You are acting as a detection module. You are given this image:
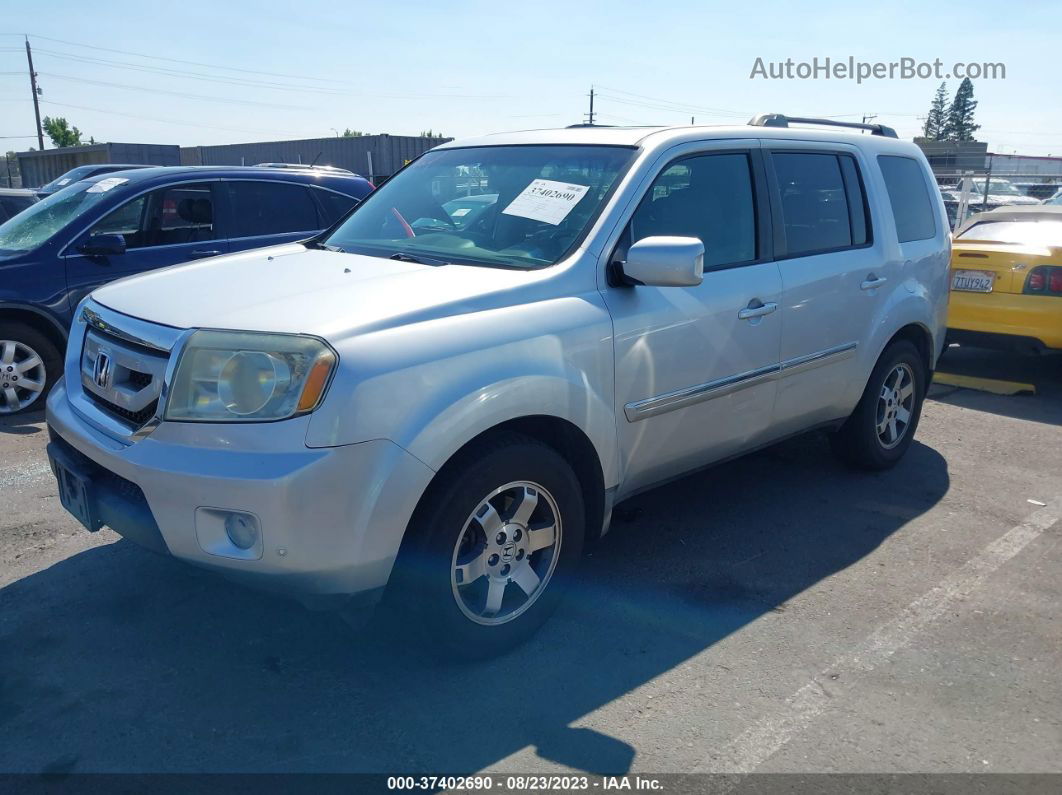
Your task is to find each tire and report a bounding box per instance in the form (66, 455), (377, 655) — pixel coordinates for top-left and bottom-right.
(387, 432), (586, 659)
(830, 340), (926, 471)
(0, 322), (62, 416)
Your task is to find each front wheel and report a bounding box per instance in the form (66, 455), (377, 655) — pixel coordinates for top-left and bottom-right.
(830, 340), (926, 470)
(0, 323), (61, 415)
(388, 433), (585, 659)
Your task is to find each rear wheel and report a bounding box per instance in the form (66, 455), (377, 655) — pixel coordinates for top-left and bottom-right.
(831, 340), (926, 470)
(0, 323), (61, 415)
(388, 433), (585, 659)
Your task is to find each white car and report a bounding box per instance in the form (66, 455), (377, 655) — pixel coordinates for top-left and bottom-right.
(46, 115), (951, 657)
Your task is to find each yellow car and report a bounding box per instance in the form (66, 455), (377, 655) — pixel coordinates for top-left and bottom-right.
(947, 206), (1062, 353)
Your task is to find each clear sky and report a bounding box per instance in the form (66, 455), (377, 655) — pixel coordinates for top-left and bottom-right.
(2, 0), (1060, 155)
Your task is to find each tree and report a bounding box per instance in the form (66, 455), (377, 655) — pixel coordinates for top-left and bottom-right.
(420, 129), (443, 138)
(944, 78), (980, 142)
(41, 116), (85, 148)
(342, 129), (366, 137)
(922, 82), (949, 141)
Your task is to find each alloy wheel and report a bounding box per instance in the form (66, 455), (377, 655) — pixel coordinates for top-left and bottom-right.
(0, 340), (48, 414)
(450, 481), (563, 626)
(876, 362), (915, 449)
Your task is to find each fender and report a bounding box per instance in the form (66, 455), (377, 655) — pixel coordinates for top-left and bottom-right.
(305, 291), (621, 490)
(0, 300), (69, 341)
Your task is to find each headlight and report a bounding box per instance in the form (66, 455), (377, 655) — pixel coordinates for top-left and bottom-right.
(165, 330), (336, 422)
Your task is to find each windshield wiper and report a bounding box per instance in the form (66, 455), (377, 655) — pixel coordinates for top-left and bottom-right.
(302, 238), (345, 252)
(389, 252), (449, 266)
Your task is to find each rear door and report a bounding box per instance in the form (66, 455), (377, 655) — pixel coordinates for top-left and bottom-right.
(63, 181), (227, 308)
(764, 145), (885, 435)
(220, 180), (322, 252)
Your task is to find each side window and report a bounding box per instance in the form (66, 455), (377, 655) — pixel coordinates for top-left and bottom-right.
(91, 183), (216, 249)
(771, 152), (855, 256)
(225, 181), (319, 238)
(878, 155), (936, 242)
(311, 188), (358, 227)
(630, 152), (756, 269)
(91, 195), (147, 245)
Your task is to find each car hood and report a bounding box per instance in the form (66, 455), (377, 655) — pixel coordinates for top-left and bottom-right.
(91, 243), (540, 340)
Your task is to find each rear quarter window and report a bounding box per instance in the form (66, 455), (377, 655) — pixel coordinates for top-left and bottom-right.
(878, 155), (937, 243)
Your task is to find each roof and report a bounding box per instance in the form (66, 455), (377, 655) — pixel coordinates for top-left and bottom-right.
(435, 123), (924, 156)
(78, 165), (372, 189)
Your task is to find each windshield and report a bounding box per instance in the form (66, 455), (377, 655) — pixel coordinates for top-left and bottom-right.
(323, 145), (635, 268)
(0, 180), (123, 255)
(38, 166), (99, 193)
(958, 219), (1062, 246)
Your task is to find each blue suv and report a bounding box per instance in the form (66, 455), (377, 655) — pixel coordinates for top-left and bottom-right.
(0, 166), (372, 414)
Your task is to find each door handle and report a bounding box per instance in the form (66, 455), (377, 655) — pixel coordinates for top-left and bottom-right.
(860, 274), (887, 290)
(738, 300), (778, 320)
(191, 249), (222, 258)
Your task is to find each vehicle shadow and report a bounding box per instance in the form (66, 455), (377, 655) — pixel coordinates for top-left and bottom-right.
(0, 407), (46, 436)
(933, 346), (1062, 426)
(0, 433), (949, 774)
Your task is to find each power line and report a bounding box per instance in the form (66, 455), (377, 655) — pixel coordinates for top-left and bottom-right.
(38, 99), (325, 138)
(27, 47), (512, 99)
(37, 72), (309, 110)
(24, 32), (349, 84)
(594, 85), (750, 117)
(30, 48), (350, 95)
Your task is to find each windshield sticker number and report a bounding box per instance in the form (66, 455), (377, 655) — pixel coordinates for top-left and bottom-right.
(86, 177), (129, 194)
(502, 179), (590, 226)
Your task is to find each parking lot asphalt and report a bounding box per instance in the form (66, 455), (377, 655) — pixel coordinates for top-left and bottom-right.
(1, 349), (1060, 775)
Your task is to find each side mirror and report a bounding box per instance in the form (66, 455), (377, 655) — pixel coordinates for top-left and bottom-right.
(78, 233), (126, 257)
(617, 236), (704, 287)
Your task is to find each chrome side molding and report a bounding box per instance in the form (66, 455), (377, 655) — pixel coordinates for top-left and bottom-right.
(625, 342), (858, 422)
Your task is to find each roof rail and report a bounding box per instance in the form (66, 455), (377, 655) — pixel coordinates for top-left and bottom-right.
(747, 113), (898, 138)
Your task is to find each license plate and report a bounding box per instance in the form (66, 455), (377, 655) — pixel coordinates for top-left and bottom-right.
(951, 269), (995, 293)
(47, 443), (102, 533)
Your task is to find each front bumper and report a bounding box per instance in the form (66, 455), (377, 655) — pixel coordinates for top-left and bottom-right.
(46, 377), (436, 599)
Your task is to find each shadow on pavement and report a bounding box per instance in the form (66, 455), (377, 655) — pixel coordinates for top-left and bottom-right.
(0, 433), (949, 774)
(0, 408), (45, 436)
(933, 346), (1062, 426)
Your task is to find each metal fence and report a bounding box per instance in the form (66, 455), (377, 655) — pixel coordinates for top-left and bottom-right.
(930, 168), (1061, 231)
(179, 134), (452, 182)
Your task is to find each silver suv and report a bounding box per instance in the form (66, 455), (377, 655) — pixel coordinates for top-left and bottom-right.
(46, 116), (950, 657)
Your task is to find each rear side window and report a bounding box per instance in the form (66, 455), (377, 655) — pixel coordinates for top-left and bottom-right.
(878, 156), (936, 242)
(771, 152), (869, 256)
(225, 181), (319, 238)
(311, 188), (358, 226)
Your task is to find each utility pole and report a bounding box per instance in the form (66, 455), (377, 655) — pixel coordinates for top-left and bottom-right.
(25, 37), (44, 150)
(585, 86), (595, 126)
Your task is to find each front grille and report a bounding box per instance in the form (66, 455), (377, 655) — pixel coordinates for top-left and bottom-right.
(80, 322), (169, 432)
(127, 369), (153, 390)
(85, 391), (159, 427)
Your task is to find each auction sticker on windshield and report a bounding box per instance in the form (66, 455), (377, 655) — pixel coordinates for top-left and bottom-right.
(502, 179), (590, 225)
(87, 177), (129, 194)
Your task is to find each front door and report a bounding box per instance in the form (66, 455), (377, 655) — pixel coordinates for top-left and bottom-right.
(64, 181), (228, 309)
(603, 145), (783, 497)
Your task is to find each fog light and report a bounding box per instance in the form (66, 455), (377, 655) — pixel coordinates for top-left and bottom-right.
(224, 512), (260, 550)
